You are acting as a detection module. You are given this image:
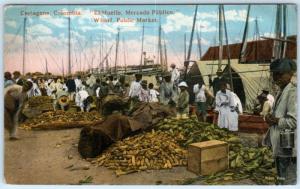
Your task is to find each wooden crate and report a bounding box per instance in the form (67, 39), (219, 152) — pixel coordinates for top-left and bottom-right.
(206, 113), (269, 134)
(187, 140), (228, 175)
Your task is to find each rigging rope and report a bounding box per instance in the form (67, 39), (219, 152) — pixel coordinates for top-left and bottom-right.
(35, 36), (62, 73)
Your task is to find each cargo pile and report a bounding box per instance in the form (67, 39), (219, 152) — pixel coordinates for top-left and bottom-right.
(86, 117), (275, 184)
(156, 117), (276, 184)
(21, 110), (102, 130)
(27, 96), (53, 111)
(91, 130), (187, 176)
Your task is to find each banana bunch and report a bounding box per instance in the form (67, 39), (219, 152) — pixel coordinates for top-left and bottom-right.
(28, 96), (53, 107)
(92, 130), (187, 176)
(26, 96), (53, 112)
(156, 117), (277, 184)
(21, 111), (102, 129)
(156, 118), (235, 147)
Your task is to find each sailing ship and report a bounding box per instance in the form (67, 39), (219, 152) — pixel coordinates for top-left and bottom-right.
(88, 20), (167, 77)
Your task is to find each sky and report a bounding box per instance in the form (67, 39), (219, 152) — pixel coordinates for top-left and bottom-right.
(3, 4), (297, 74)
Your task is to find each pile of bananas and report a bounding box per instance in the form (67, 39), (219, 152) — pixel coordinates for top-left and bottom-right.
(21, 110), (102, 130)
(28, 96), (53, 106)
(156, 117), (276, 185)
(92, 130), (187, 176)
(156, 117), (233, 148)
(27, 96), (53, 111)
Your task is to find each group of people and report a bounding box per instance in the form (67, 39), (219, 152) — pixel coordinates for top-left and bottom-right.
(3, 58), (297, 184)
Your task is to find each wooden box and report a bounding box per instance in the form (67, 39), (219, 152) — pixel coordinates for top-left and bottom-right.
(238, 114), (269, 134)
(187, 140), (228, 175)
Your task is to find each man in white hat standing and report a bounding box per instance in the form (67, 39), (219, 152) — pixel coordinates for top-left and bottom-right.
(177, 81), (189, 119)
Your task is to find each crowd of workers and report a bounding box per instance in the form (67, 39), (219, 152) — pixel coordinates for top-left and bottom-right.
(4, 58), (297, 184)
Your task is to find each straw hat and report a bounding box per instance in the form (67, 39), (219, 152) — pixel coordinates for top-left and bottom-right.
(178, 81), (188, 88)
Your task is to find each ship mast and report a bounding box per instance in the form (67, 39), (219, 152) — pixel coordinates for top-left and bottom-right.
(218, 5), (223, 72)
(221, 5), (234, 91)
(239, 5), (251, 63)
(184, 33), (186, 61)
(196, 26), (202, 60)
(158, 19), (164, 71)
(186, 5), (198, 62)
(68, 16), (71, 75)
(184, 5), (198, 80)
(282, 4), (287, 58)
(45, 58), (48, 74)
(62, 58), (65, 77)
(163, 38), (168, 70)
(140, 24), (145, 72)
(99, 33), (102, 72)
(114, 28), (120, 74)
(123, 37), (127, 74)
(273, 4), (282, 60)
(22, 17), (27, 75)
(254, 17), (260, 62)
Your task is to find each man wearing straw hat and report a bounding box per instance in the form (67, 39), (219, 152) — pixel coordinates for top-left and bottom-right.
(56, 90), (70, 111)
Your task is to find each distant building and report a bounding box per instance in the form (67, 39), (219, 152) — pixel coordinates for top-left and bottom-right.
(201, 35), (296, 62)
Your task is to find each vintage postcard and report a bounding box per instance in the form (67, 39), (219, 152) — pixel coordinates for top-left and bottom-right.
(3, 3), (297, 185)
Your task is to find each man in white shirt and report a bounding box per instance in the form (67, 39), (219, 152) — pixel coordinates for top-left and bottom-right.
(86, 74), (96, 96)
(27, 78), (42, 97)
(49, 77), (63, 94)
(149, 83), (159, 102)
(112, 77), (119, 86)
(257, 93), (272, 119)
(128, 73), (142, 110)
(160, 73), (177, 106)
(170, 63), (180, 85)
(74, 75), (83, 92)
(262, 88), (275, 109)
(76, 86), (93, 112)
(138, 80), (149, 102)
(129, 73), (142, 98)
(214, 81), (234, 129)
(45, 78), (53, 96)
(193, 80), (214, 122)
(227, 84), (243, 131)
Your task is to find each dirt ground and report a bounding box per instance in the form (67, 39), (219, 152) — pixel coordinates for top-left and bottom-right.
(4, 128), (255, 185)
